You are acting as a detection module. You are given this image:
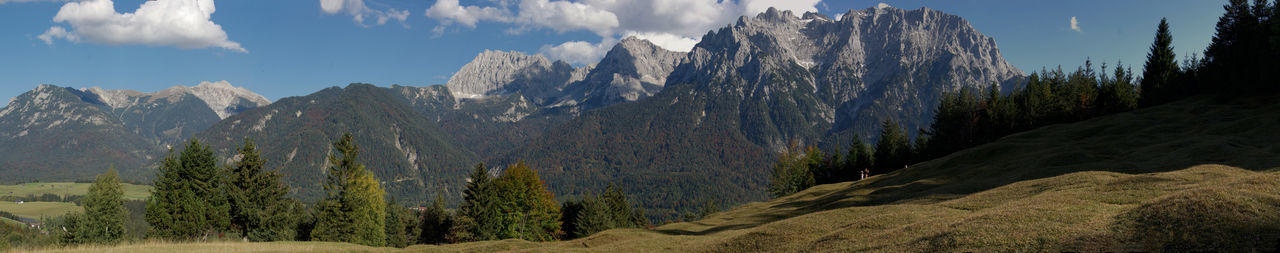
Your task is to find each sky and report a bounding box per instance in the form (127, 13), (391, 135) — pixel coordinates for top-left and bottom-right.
(0, 0), (1227, 102)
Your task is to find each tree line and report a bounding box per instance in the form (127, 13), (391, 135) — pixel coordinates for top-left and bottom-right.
(32, 132), (648, 248)
(770, 0), (1280, 197)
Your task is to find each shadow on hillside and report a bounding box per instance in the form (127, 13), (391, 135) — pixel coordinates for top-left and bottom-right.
(655, 95), (1280, 236)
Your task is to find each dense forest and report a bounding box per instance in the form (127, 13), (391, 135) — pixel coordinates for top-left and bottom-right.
(3, 0), (1279, 249)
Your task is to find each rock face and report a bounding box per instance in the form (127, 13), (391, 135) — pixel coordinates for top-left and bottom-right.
(500, 6), (1026, 219)
(559, 37), (687, 109)
(0, 82), (271, 183)
(445, 50), (590, 104)
(673, 6), (1024, 147)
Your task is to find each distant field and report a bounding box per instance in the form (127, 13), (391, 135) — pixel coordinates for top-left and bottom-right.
(0, 201), (82, 220)
(0, 182), (152, 200)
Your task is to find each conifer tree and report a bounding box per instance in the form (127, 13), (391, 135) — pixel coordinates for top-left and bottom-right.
(1140, 18), (1181, 107)
(571, 193), (612, 238)
(384, 197), (408, 248)
(145, 139), (231, 241)
(449, 163), (498, 242)
(312, 133), (387, 246)
(418, 194), (452, 244)
(873, 119), (912, 174)
(843, 137), (874, 180)
(227, 138), (295, 241)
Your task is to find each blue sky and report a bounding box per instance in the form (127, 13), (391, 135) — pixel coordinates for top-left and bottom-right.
(0, 0), (1225, 102)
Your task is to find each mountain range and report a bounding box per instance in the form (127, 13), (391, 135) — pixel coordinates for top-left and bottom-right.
(0, 6), (1024, 217)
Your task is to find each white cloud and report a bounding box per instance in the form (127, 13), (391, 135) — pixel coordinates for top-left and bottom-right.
(38, 0), (246, 53)
(1070, 16), (1081, 32)
(319, 0), (410, 27)
(428, 0), (824, 64)
(540, 37), (616, 65)
(37, 26), (76, 45)
(425, 0), (509, 28)
(625, 31), (699, 52)
(0, 0), (73, 4)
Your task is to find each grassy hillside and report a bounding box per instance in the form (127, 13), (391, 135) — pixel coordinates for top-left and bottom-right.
(15, 95), (1280, 251)
(0, 182), (152, 201)
(1, 216), (23, 226)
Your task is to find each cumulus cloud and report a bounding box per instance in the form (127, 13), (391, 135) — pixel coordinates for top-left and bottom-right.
(625, 31), (700, 52)
(320, 0), (410, 27)
(540, 37), (617, 65)
(38, 0), (246, 53)
(426, 0), (824, 63)
(424, 0), (509, 28)
(1070, 16), (1081, 32)
(0, 0), (73, 4)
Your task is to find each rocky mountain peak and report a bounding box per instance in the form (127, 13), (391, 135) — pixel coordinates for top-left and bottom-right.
(186, 80), (272, 119)
(445, 50), (591, 104)
(445, 50), (552, 99)
(554, 37), (686, 109)
(81, 81), (270, 120)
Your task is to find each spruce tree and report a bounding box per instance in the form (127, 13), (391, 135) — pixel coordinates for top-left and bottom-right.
(312, 133), (387, 246)
(145, 139), (231, 241)
(571, 194), (612, 238)
(227, 138), (294, 242)
(450, 163), (498, 242)
(873, 119), (912, 174)
(1140, 18), (1180, 107)
(844, 137), (874, 180)
(384, 197), (408, 248)
(418, 194), (452, 244)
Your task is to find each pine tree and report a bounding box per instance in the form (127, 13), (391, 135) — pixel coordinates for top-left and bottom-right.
(843, 137), (874, 180)
(312, 133), (387, 246)
(1206, 0), (1256, 91)
(418, 194), (452, 244)
(227, 138), (295, 242)
(873, 119), (912, 174)
(384, 197), (408, 248)
(449, 163), (498, 242)
(145, 139), (231, 241)
(68, 168), (127, 244)
(602, 184), (646, 228)
(571, 193), (612, 238)
(1140, 18), (1181, 107)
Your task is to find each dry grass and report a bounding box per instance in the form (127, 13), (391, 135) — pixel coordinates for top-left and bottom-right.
(12, 95), (1280, 252)
(13, 241), (394, 253)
